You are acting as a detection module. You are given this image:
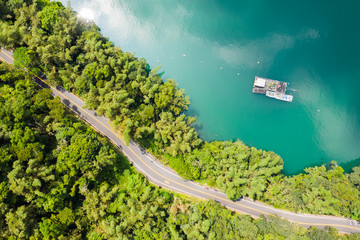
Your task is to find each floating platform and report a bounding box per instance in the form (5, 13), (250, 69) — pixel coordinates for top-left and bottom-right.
(266, 91), (293, 102)
(253, 76), (293, 102)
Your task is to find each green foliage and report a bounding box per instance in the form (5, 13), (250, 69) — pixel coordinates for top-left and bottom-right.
(155, 79), (190, 115)
(349, 166), (360, 191)
(264, 163), (360, 219)
(154, 112), (202, 156)
(0, 0), (11, 20)
(170, 200), (335, 240)
(166, 154), (196, 180)
(0, 21), (23, 49)
(13, 47), (30, 68)
(181, 141), (283, 200)
(6, 205), (36, 239)
(39, 1), (64, 31)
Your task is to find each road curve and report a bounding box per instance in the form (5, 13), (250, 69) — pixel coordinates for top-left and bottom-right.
(1, 49), (360, 234)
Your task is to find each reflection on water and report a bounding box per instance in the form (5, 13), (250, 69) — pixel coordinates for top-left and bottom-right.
(78, 8), (95, 21)
(217, 33), (295, 69)
(60, 0), (360, 174)
(295, 68), (360, 162)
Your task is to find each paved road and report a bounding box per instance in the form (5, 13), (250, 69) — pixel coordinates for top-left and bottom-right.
(0, 48), (14, 64)
(1, 49), (360, 234)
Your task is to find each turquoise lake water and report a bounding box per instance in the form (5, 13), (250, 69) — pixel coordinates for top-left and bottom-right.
(61, 0), (360, 174)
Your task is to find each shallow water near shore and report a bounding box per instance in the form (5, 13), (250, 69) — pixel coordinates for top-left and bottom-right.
(61, 0), (360, 174)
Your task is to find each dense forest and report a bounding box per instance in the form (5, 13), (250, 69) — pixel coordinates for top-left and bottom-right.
(1, 0), (360, 227)
(3, 62), (359, 239)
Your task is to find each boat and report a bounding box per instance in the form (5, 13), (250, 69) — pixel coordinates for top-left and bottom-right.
(266, 91), (293, 102)
(253, 76), (293, 102)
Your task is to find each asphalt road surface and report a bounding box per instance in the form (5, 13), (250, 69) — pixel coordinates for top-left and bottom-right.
(1, 49), (360, 234)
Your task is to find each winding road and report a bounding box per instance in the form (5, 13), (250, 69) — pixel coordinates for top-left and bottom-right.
(1, 49), (360, 234)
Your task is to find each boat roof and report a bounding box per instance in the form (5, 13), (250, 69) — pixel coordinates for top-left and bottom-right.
(254, 77), (266, 87)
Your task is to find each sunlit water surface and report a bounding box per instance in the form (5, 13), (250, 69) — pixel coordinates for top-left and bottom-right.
(61, 0), (360, 174)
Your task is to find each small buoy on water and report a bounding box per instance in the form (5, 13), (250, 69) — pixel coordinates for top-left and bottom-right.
(220, 67), (223, 70)
(257, 61), (260, 64)
(317, 109), (320, 112)
(182, 54), (186, 57)
(237, 73), (240, 75)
